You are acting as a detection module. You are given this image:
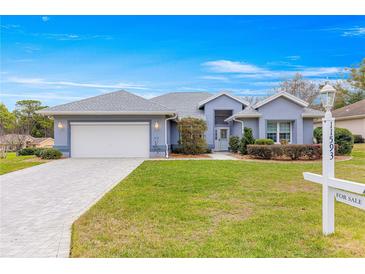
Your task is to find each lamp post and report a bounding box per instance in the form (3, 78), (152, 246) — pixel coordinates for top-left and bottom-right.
(320, 84), (336, 235)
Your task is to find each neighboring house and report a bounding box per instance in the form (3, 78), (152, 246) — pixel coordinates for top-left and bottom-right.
(0, 134), (54, 151)
(314, 99), (365, 137)
(38, 90), (324, 158)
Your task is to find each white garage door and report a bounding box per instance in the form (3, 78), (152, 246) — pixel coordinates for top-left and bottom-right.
(70, 122), (150, 158)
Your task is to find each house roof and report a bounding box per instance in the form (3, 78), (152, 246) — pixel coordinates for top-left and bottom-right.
(38, 90), (175, 116)
(0, 134), (54, 145)
(150, 92), (212, 119)
(302, 108), (325, 118)
(197, 92), (250, 108)
(224, 107), (262, 122)
(331, 99), (365, 120)
(253, 91), (309, 109)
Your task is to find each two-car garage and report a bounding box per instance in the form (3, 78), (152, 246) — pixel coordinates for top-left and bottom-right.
(70, 122), (150, 158)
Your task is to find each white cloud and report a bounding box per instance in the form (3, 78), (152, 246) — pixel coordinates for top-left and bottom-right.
(1, 92), (84, 101)
(202, 60), (264, 74)
(5, 76), (146, 90)
(41, 16), (50, 22)
(200, 75), (229, 81)
(342, 27), (365, 37)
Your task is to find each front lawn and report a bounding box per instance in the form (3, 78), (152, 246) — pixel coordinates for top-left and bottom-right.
(71, 144), (365, 258)
(0, 152), (45, 175)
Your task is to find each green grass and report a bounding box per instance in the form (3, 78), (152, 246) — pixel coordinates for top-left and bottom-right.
(71, 144), (365, 258)
(0, 152), (45, 175)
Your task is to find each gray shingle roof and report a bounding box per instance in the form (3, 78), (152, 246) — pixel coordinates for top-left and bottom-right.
(302, 108), (325, 118)
(38, 90), (174, 114)
(332, 99), (365, 118)
(150, 92), (212, 119)
(225, 107), (262, 121)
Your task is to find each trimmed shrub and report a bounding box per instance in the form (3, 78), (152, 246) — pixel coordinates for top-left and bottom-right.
(353, 134), (364, 143)
(229, 136), (240, 153)
(247, 144), (323, 160)
(17, 147), (37, 156)
(313, 127), (354, 155)
(178, 117), (208, 154)
(255, 138), (274, 145)
(34, 148), (46, 157)
(40, 148), (62, 159)
(239, 127), (255, 155)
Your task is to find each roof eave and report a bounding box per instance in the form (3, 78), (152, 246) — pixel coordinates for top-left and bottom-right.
(198, 92), (249, 108)
(302, 114), (325, 118)
(225, 113), (262, 122)
(37, 110), (177, 116)
(253, 92), (309, 109)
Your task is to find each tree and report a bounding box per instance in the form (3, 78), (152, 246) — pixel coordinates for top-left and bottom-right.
(13, 100), (53, 137)
(178, 117), (208, 154)
(239, 127), (255, 155)
(277, 73), (320, 106)
(0, 103), (16, 135)
(348, 58), (365, 92)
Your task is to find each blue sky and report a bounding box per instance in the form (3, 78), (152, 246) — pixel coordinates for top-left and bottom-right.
(1, 16), (364, 110)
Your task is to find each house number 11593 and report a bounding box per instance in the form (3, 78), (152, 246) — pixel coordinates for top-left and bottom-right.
(329, 121), (334, 160)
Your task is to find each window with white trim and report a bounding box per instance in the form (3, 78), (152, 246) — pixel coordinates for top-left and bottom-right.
(266, 121), (292, 143)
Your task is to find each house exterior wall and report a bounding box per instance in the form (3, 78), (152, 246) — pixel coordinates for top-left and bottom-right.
(53, 115), (168, 157)
(203, 95), (244, 147)
(257, 97), (308, 144)
(314, 117), (365, 137)
(303, 119), (314, 144)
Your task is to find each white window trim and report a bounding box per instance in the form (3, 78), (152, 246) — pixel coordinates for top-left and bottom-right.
(266, 121), (293, 144)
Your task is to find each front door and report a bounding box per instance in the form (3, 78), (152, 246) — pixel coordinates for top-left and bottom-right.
(214, 127), (230, 151)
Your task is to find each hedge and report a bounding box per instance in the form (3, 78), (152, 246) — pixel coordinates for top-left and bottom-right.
(353, 134), (364, 143)
(247, 144), (324, 160)
(40, 148), (62, 159)
(17, 147), (37, 156)
(314, 127), (354, 155)
(254, 138), (274, 145)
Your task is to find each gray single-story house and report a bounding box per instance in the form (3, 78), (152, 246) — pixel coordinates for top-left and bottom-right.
(39, 90), (324, 158)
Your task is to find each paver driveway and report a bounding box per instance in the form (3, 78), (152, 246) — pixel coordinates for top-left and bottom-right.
(0, 158), (144, 258)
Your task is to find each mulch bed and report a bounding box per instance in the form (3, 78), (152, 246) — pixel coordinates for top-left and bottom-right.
(170, 153), (211, 159)
(231, 153), (352, 163)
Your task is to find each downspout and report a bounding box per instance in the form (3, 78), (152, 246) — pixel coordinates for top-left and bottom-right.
(165, 114), (178, 158)
(233, 118), (244, 136)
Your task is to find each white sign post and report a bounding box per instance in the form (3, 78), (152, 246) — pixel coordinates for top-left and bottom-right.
(303, 84), (365, 236)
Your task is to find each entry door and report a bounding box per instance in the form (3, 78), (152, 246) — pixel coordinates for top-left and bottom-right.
(214, 127), (230, 151)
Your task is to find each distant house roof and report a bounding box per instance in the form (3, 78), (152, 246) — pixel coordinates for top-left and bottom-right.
(38, 90), (175, 116)
(197, 92), (250, 108)
(253, 91), (309, 109)
(331, 99), (365, 120)
(150, 92), (212, 119)
(0, 134), (54, 145)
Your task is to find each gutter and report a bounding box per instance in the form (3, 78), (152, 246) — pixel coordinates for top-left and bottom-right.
(233, 118), (244, 135)
(165, 114), (178, 158)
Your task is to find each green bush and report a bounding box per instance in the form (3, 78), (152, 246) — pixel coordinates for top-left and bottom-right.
(177, 117), (208, 154)
(34, 148), (46, 157)
(239, 127), (255, 155)
(353, 134), (364, 144)
(17, 147), (37, 156)
(229, 136), (240, 153)
(40, 148), (62, 159)
(254, 138), (274, 145)
(314, 127), (354, 155)
(247, 144), (323, 160)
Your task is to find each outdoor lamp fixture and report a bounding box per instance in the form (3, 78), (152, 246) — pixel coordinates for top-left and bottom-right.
(57, 121), (64, 129)
(320, 84), (336, 112)
(154, 121), (160, 130)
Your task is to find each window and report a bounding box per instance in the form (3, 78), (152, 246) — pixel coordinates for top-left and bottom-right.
(267, 121), (277, 142)
(215, 110), (233, 125)
(266, 121), (292, 143)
